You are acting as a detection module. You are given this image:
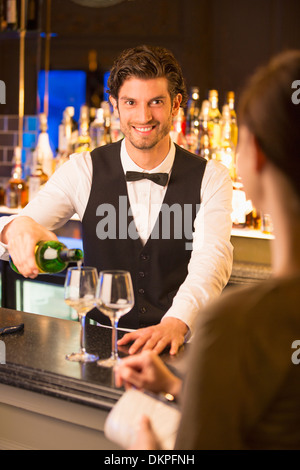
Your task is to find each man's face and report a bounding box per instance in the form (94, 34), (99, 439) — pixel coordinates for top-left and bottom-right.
(110, 77), (181, 153)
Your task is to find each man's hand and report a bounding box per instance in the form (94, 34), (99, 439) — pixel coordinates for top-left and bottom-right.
(114, 350), (182, 398)
(117, 317), (188, 355)
(2, 216), (58, 278)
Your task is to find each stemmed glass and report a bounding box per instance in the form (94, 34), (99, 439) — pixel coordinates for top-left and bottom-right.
(95, 270), (134, 368)
(64, 266), (99, 363)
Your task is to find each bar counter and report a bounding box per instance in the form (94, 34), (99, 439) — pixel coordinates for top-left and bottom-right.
(0, 307), (131, 450)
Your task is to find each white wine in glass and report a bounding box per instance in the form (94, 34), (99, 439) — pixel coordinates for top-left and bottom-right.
(96, 270), (134, 368)
(64, 266), (99, 363)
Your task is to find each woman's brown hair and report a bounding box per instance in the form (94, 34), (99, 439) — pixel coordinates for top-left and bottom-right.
(238, 49), (300, 199)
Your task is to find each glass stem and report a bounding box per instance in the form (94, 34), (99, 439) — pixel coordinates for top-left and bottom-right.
(79, 313), (86, 354)
(111, 315), (119, 360)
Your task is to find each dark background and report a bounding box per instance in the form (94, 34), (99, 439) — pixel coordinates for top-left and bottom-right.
(1, 0), (300, 115)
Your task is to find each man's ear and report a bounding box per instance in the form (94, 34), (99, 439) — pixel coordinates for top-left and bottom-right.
(253, 137), (267, 172)
(172, 93), (182, 117)
(109, 96), (119, 117)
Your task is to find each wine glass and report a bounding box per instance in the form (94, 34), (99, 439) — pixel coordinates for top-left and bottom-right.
(64, 266), (99, 363)
(95, 270), (134, 368)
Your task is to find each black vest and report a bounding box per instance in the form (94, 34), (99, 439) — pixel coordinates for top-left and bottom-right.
(83, 140), (207, 329)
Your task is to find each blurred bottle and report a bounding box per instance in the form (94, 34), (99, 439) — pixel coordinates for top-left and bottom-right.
(90, 107), (104, 150)
(208, 89), (221, 156)
(246, 204), (262, 230)
(0, 0), (7, 32)
(102, 101), (112, 145)
(26, 0), (39, 30)
(185, 87), (201, 153)
(35, 113), (54, 178)
(198, 100), (211, 160)
(170, 108), (187, 148)
(261, 213), (274, 234)
(56, 107), (75, 168)
(226, 91), (238, 148)
(6, 0), (17, 31)
(217, 104), (236, 180)
(28, 147), (48, 201)
(75, 104), (91, 153)
(5, 147), (28, 208)
(231, 180), (248, 228)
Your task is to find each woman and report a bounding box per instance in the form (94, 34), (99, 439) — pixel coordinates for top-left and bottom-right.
(115, 50), (300, 450)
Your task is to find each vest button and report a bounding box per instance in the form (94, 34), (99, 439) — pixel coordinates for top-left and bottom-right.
(138, 288), (145, 295)
(139, 307), (147, 314)
(139, 271), (145, 278)
(140, 253), (150, 261)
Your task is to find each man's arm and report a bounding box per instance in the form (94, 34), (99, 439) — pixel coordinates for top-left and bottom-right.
(0, 153), (92, 277)
(118, 161), (233, 354)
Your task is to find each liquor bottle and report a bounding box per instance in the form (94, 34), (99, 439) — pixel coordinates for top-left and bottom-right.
(0, 0), (7, 32)
(185, 87), (201, 153)
(6, 0), (17, 31)
(55, 107), (75, 168)
(26, 0), (39, 30)
(170, 108), (187, 148)
(246, 204), (261, 230)
(90, 107), (104, 150)
(28, 147), (48, 201)
(217, 104), (236, 180)
(5, 147), (28, 208)
(198, 100), (211, 160)
(9, 240), (84, 275)
(102, 101), (112, 145)
(226, 91), (238, 147)
(75, 105), (91, 153)
(35, 113), (54, 178)
(207, 89), (221, 156)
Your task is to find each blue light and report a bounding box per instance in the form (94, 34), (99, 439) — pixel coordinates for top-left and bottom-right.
(38, 70), (87, 151)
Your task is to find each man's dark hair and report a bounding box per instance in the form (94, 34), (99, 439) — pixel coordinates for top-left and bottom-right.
(107, 45), (188, 107)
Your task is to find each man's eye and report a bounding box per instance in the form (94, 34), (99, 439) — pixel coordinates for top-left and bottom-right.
(125, 100), (135, 106)
(151, 100), (163, 105)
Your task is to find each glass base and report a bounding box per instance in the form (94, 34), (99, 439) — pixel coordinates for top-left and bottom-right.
(66, 351), (99, 363)
(97, 355), (120, 368)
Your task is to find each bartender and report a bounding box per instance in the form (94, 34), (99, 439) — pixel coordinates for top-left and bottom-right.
(0, 45), (233, 355)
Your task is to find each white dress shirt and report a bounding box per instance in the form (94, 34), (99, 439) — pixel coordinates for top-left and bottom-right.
(0, 139), (233, 335)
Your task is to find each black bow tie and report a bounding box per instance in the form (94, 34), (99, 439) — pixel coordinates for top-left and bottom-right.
(125, 171), (169, 187)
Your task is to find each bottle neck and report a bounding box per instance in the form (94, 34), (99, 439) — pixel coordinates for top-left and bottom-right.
(58, 248), (83, 262)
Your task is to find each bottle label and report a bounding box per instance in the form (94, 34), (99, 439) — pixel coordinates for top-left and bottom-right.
(7, 0), (17, 23)
(43, 247), (58, 260)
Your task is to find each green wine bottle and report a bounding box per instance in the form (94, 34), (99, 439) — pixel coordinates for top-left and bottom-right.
(9, 240), (84, 275)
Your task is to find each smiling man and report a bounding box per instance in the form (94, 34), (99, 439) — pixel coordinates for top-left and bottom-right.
(0, 45), (233, 355)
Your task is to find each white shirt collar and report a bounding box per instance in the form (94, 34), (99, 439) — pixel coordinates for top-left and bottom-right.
(120, 138), (176, 175)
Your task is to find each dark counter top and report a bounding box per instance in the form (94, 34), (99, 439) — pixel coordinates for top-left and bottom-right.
(0, 308), (128, 410)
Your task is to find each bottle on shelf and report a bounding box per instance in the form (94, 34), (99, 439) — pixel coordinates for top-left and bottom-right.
(5, 146), (28, 208)
(9, 240), (84, 275)
(207, 89), (221, 156)
(185, 86), (201, 153)
(90, 107), (104, 150)
(0, 0), (7, 32)
(28, 146), (48, 202)
(6, 0), (17, 31)
(170, 108), (187, 148)
(246, 204), (262, 230)
(216, 104), (236, 180)
(75, 104), (91, 153)
(198, 100), (211, 160)
(102, 101), (112, 145)
(55, 106), (75, 168)
(226, 91), (238, 148)
(35, 113), (54, 178)
(26, 0), (39, 30)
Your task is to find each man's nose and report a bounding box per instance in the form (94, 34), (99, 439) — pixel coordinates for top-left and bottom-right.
(136, 103), (152, 122)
